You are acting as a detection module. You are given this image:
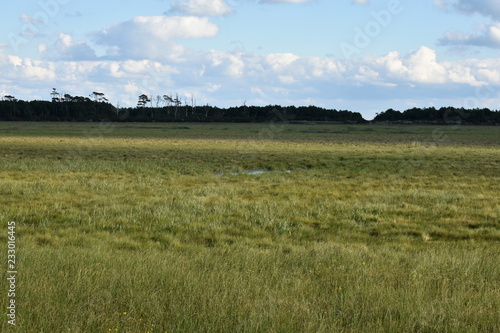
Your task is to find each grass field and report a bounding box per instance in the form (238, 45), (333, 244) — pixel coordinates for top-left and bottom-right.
(0, 122), (499, 332)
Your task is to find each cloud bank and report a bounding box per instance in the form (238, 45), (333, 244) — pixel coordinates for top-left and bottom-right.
(2, 2), (500, 119)
(2, 41), (499, 119)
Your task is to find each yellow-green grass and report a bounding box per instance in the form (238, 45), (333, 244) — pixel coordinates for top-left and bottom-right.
(1, 121), (499, 145)
(0, 123), (499, 332)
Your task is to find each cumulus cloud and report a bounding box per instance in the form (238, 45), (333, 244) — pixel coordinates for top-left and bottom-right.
(255, 47), (474, 88)
(406, 47), (447, 84)
(265, 53), (300, 71)
(205, 50), (245, 78)
(93, 16), (219, 61)
(0, 54), (56, 82)
(439, 22), (500, 48)
(376, 46), (487, 86)
(39, 33), (97, 61)
(1, 45), (499, 115)
(169, 0), (233, 16)
(477, 67), (500, 83)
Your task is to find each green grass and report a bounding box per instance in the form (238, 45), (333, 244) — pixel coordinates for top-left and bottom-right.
(0, 122), (499, 332)
(1, 121), (499, 145)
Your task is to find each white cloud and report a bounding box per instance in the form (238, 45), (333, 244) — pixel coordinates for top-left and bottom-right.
(446, 64), (478, 85)
(206, 50), (245, 78)
(1, 46), (499, 116)
(377, 46), (488, 86)
(2, 56), (56, 82)
(354, 66), (396, 87)
(406, 47), (447, 84)
(169, 0), (233, 16)
(478, 69), (500, 83)
(265, 53), (300, 71)
(377, 51), (406, 78)
(439, 22), (500, 48)
(39, 33), (97, 61)
(7, 55), (23, 67)
(93, 16), (219, 61)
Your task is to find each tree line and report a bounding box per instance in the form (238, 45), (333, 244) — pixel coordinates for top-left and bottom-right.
(0, 90), (117, 122)
(0, 90), (365, 123)
(373, 107), (500, 125)
(0, 91), (498, 124)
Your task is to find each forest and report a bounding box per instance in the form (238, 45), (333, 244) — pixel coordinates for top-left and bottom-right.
(0, 91), (499, 124)
(373, 107), (500, 125)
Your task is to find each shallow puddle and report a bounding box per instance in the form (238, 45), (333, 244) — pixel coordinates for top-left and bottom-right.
(216, 169), (292, 176)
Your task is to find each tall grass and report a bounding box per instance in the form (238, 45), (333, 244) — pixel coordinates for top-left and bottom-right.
(2, 243), (498, 332)
(0, 123), (499, 332)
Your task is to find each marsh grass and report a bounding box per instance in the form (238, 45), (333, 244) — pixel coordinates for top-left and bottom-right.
(2, 243), (498, 332)
(0, 123), (499, 332)
(1, 122), (499, 145)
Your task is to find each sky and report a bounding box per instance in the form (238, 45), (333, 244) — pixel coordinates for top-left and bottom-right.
(1, 0), (499, 120)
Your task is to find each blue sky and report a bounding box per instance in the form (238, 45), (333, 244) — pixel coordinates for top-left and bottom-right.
(1, 0), (499, 119)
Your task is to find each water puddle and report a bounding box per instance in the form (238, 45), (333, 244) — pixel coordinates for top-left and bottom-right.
(216, 169), (292, 176)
